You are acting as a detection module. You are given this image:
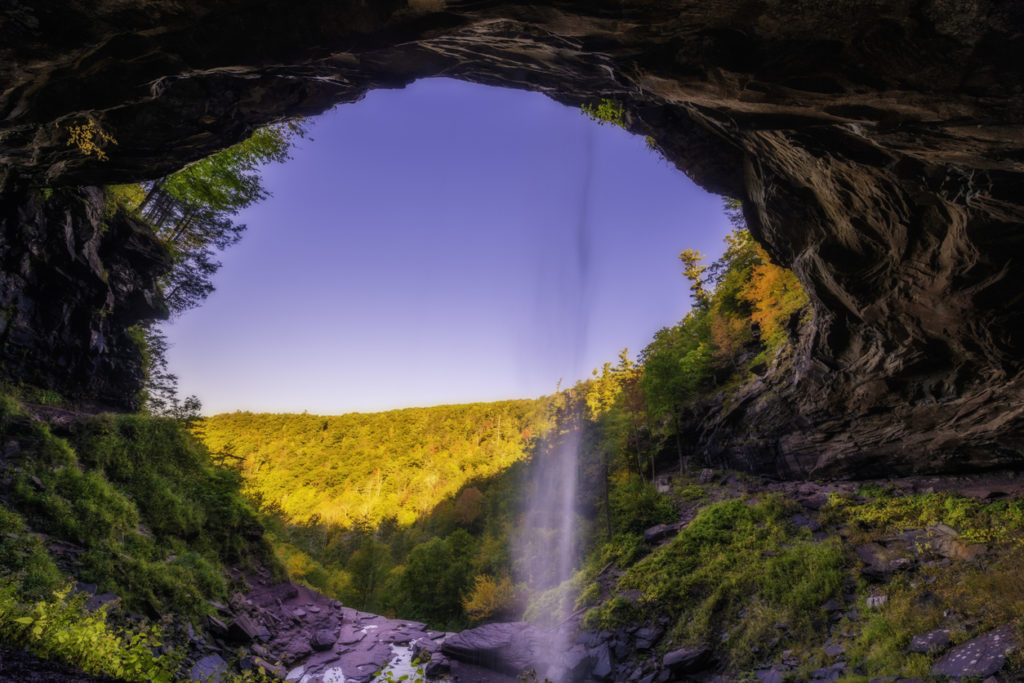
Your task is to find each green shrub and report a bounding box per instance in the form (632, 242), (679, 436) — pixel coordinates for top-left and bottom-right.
(674, 483), (708, 502)
(822, 490), (1024, 545)
(574, 581), (601, 611)
(0, 395), (274, 618)
(610, 476), (675, 535)
(0, 505), (62, 599)
(0, 585), (181, 682)
(582, 594), (644, 631)
(589, 533), (648, 571)
(580, 99), (625, 128)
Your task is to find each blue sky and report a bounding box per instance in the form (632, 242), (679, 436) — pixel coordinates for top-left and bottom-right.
(164, 78), (734, 415)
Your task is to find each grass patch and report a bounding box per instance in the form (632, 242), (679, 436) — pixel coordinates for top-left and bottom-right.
(0, 394), (277, 618)
(846, 552), (1024, 679)
(612, 496), (845, 668)
(674, 482), (708, 502)
(0, 504), (63, 599)
(820, 487), (1024, 679)
(822, 489), (1024, 544)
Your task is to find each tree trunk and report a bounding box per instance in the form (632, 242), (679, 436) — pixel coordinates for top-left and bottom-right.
(137, 179), (164, 213)
(673, 412), (684, 476)
(604, 455), (612, 541)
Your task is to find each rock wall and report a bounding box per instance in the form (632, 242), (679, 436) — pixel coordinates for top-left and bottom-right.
(1, 1), (1023, 472)
(680, 325), (1024, 479)
(0, 186), (169, 409)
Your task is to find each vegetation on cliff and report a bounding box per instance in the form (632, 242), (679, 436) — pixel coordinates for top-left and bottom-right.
(0, 394), (279, 679)
(567, 472), (1024, 680)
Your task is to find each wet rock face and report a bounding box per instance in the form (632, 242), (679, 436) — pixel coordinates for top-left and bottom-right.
(1, 1), (1024, 469)
(0, 186), (169, 409)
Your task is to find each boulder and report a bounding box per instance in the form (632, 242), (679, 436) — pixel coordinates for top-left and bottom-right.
(909, 629), (951, 654)
(798, 494), (831, 511)
(696, 469), (716, 485)
(855, 542), (914, 580)
(821, 599), (843, 613)
(84, 593), (120, 613)
(252, 657), (287, 678)
(228, 613), (262, 643)
(931, 625), (1018, 678)
(424, 655), (451, 678)
(591, 644), (613, 681)
(311, 629), (336, 651)
(634, 626), (664, 650)
(643, 522), (682, 544)
(561, 645), (594, 683)
(442, 622), (546, 675)
(189, 654), (228, 681)
(791, 514), (821, 532)
(922, 525), (987, 561)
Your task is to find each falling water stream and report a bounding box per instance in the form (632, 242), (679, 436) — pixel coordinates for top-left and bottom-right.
(511, 119), (597, 677)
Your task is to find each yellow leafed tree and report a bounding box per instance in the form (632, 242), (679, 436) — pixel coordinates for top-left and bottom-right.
(741, 246), (809, 349)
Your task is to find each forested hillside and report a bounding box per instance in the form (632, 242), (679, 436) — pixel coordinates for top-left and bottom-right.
(199, 400), (548, 528)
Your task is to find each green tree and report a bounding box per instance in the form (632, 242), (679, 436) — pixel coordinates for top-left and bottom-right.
(679, 249), (709, 309)
(111, 121), (307, 416)
(136, 325), (202, 424)
(397, 531), (474, 627)
(140, 121), (307, 316)
(346, 533), (392, 612)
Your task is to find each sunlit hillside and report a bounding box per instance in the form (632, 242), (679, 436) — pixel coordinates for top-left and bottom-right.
(197, 400), (550, 528)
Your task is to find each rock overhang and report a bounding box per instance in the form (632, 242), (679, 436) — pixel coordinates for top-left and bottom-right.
(1, 0), (1023, 474)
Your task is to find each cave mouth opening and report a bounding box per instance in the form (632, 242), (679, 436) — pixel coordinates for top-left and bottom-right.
(158, 78), (738, 416)
(3, 0), (1023, 474)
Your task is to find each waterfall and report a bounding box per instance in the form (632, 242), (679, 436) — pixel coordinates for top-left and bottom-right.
(512, 116), (596, 680)
(516, 426), (582, 600)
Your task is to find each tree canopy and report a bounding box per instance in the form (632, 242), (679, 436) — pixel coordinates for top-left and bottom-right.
(106, 121), (308, 417)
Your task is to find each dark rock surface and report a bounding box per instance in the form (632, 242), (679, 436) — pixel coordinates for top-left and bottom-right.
(855, 541), (915, 580)
(0, 645), (119, 682)
(188, 654), (228, 681)
(931, 624), (1018, 678)
(441, 621), (547, 675)
(642, 522), (684, 545)
(663, 645), (713, 674)
(241, 581), (451, 683)
(909, 628), (951, 655)
(0, 186), (169, 409)
(1, 2), (1024, 472)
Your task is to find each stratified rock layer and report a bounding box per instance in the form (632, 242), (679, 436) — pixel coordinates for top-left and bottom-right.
(0, 186), (169, 408)
(1, 1), (1023, 472)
